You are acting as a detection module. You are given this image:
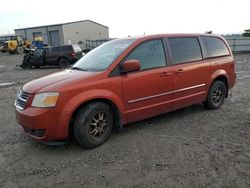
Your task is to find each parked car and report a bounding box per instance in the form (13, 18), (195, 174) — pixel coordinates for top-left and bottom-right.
(15, 34), (236, 148)
(20, 44), (83, 69)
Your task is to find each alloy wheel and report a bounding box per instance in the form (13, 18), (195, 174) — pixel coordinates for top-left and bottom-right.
(212, 86), (224, 104)
(89, 112), (108, 138)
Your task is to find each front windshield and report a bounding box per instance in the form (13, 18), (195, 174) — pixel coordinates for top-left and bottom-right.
(72, 38), (136, 71)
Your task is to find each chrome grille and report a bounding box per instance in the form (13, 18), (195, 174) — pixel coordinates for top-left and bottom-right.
(15, 90), (29, 110)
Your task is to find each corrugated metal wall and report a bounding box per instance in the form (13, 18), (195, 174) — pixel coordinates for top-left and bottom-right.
(62, 20), (109, 50)
(224, 37), (250, 52)
(15, 25), (64, 46)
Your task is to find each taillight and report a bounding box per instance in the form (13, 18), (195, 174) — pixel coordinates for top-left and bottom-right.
(71, 52), (76, 58)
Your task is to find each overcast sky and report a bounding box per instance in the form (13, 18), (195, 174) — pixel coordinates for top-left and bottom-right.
(0, 0), (249, 37)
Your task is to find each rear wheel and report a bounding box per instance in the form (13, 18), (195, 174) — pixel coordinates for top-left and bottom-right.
(59, 58), (69, 69)
(203, 80), (226, 109)
(74, 102), (113, 148)
(16, 46), (24, 54)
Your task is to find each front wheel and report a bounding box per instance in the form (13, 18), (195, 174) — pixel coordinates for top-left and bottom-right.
(203, 80), (226, 109)
(74, 102), (113, 148)
(16, 46), (24, 54)
(22, 62), (32, 69)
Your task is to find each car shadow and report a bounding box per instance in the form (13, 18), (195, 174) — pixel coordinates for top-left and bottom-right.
(17, 66), (62, 70)
(120, 104), (205, 134)
(28, 103), (206, 152)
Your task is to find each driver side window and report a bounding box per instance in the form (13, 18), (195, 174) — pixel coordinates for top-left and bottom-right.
(34, 49), (43, 56)
(126, 39), (166, 70)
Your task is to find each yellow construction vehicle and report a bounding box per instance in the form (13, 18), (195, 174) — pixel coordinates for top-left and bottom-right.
(3, 36), (31, 54)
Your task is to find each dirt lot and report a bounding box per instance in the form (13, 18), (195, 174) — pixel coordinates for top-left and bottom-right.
(0, 52), (249, 188)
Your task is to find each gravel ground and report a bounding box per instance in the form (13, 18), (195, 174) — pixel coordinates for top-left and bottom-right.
(0, 52), (249, 188)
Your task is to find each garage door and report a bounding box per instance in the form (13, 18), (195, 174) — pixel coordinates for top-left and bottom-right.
(49, 30), (60, 46)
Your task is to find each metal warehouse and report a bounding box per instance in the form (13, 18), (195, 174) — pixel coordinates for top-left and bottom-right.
(14, 20), (109, 49)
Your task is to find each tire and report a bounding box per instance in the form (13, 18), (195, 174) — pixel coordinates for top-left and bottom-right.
(34, 65), (40, 69)
(74, 102), (113, 148)
(16, 46), (24, 54)
(22, 62), (32, 69)
(203, 80), (226, 109)
(58, 58), (69, 69)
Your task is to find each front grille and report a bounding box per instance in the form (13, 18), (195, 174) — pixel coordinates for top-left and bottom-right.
(15, 90), (29, 110)
(23, 126), (46, 138)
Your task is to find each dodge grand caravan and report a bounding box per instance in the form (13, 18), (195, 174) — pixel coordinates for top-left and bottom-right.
(15, 34), (236, 148)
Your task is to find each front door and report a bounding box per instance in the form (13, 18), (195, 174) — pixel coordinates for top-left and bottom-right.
(30, 48), (44, 65)
(121, 39), (173, 123)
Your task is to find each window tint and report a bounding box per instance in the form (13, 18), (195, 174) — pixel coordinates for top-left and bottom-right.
(202, 36), (230, 58)
(34, 49), (43, 56)
(52, 46), (72, 52)
(126, 39), (166, 70)
(168, 37), (202, 65)
(61, 45), (72, 51)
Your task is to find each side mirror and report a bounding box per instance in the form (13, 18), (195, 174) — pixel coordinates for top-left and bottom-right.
(121, 59), (141, 73)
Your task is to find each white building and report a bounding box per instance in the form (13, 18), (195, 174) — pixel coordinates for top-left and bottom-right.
(15, 20), (109, 50)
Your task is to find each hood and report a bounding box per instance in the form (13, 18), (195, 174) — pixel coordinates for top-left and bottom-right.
(22, 69), (99, 94)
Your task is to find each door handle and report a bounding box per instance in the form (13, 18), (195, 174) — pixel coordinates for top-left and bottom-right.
(175, 69), (184, 74)
(160, 72), (171, 77)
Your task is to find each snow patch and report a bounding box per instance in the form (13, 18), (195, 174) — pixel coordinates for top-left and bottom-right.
(0, 82), (17, 87)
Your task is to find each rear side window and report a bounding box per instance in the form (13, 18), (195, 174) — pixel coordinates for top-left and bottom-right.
(61, 46), (72, 51)
(52, 46), (72, 52)
(126, 39), (166, 70)
(168, 37), (202, 65)
(202, 36), (230, 58)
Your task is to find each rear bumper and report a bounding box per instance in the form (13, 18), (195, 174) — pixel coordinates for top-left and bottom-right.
(15, 107), (69, 141)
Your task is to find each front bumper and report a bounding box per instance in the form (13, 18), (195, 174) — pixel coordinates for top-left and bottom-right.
(15, 107), (69, 141)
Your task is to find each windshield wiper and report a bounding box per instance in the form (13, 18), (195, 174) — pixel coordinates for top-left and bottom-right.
(71, 67), (88, 71)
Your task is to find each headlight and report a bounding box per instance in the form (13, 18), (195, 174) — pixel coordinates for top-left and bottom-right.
(31, 92), (59, 108)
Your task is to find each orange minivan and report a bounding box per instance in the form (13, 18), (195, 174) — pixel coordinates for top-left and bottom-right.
(15, 34), (236, 148)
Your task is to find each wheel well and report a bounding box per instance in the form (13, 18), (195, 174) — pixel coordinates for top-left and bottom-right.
(68, 99), (122, 138)
(213, 75), (229, 97)
(57, 56), (68, 62)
